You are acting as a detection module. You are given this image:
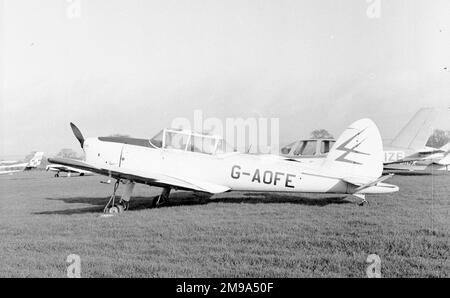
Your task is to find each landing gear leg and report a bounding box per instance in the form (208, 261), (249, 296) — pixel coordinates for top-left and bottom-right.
(354, 194), (369, 206)
(152, 187), (171, 207)
(118, 181), (135, 211)
(54, 172), (60, 178)
(104, 180), (123, 213)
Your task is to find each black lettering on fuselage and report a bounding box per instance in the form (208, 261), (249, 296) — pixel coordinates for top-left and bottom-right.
(231, 165), (297, 189)
(231, 165), (241, 179)
(263, 170), (273, 184)
(274, 172), (284, 185)
(285, 174), (295, 188)
(252, 169), (261, 182)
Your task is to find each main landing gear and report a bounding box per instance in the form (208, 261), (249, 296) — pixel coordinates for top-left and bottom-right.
(103, 180), (135, 214)
(103, 182), (173, 213)
(151, 187), (171, 208)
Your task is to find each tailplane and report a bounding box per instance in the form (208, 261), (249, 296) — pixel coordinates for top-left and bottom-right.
(322, 119), (383, 179)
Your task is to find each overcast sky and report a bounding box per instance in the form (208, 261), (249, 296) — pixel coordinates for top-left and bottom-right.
(1, 0), (450, 158)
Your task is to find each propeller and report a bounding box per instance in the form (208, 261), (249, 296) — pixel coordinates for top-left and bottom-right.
(70, 122), (85, 149)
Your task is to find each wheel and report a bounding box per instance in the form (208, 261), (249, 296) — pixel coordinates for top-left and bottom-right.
(107, 205), (124, 214)
(118, 200), (129, 211)
(116, 205), (124, 213)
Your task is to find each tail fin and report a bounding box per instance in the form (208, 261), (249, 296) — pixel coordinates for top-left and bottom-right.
(26, 152), (44, 168)
(322, 119), (383, 179)
(390, 108), (437, 150)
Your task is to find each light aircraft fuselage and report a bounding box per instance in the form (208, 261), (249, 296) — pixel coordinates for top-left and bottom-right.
(50, 119), (398, 213)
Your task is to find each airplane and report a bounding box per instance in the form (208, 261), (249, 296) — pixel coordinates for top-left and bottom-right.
(0, 152), (44, 175)
(48, 119), (398, 213)
(281, 108), (450, 172)
(383, 143), (450, 172)
(46, 164), (94, 177)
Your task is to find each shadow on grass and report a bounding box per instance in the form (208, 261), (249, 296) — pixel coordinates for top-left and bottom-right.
(383, 171), (433, 176)
(34, 192), (352, 215)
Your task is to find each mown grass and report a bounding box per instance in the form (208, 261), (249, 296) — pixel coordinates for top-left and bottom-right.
(0, 171), (448, 277)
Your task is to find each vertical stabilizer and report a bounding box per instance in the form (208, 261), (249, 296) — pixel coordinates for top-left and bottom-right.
(322, 119), (383, 179)
(26, 152), (44, 168)
(390, 108), (437, 150)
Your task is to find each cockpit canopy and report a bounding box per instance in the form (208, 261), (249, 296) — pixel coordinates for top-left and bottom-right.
(150, 129), (234, 155)
(281, 139), (336, 157)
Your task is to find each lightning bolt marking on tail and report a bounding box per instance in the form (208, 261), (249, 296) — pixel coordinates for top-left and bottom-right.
(335, 128), (370, 165)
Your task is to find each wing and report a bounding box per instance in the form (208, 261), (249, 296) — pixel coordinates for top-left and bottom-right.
(47, 158), (230, 194)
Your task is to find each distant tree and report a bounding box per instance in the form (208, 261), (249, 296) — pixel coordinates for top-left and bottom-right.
(108, 134), (130, 138)
(310, 129), (334, 139)
(56, 148), (82, 160)
(426, 129), (450, 148)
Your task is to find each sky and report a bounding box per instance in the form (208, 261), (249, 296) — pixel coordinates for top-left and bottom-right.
(1, 0), (450, 158)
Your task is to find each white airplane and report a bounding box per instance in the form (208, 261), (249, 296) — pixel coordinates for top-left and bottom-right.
(382, 108), (449, 169)
(0, 152), (44, 175)
(383, 143), (450, 172)
(49, 119), (398, 213)
(46, 164), (94, 177)
(282, 108), (450, 172)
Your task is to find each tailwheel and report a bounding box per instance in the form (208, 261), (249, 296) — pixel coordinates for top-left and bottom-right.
(354, 194), (369, 206)
(357, 200), (369, 206)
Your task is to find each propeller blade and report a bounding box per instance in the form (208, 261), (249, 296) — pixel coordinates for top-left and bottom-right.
(70, 122), (85, 148)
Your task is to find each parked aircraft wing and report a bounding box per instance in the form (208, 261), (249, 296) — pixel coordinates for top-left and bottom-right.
(48, 158), (230, 194)
(417, 148), (446, 154)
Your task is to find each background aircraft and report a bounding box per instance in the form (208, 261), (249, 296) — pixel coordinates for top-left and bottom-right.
(281, 108), (450, 172)
(49, 119), (398, 213)
(0, 152), (44, 175)
(46, 164), (94, 177)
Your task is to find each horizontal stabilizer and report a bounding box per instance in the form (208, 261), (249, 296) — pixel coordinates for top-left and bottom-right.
(351, 174), (394, 192)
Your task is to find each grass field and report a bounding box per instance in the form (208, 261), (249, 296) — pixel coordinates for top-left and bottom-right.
(0, 171), (448, 277)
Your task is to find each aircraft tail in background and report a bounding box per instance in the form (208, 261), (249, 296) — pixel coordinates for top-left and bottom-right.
(389, 108), (438, 150)
(25, 152), (44, 169)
